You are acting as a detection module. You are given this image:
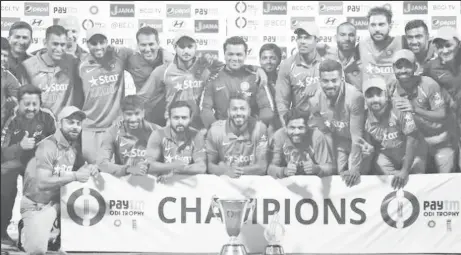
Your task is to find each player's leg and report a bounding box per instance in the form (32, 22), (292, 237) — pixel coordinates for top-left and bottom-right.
(0, 161), (23, 244)
(20, 197), (58, 255)
(432, 145), (456, 173)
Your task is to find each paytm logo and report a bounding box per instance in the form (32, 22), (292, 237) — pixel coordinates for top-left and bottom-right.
(138, 19), (163, 32)
(432, 16), (457, 29)
(166, 4), (191, 18)
(195, 20), (219, 33)
(290, 17), (315, 30)
(403, 1), (428, 14)
(1, 17), (20, 31)
(24, 2), (49, 16)
(319, 1), (343, 15)
(263, 1), (287, 15)
(347, 17), (369, 30)
(110, 4), (135, 17)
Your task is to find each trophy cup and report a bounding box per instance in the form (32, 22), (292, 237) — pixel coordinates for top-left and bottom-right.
(263, 211), (285, 255)
(211, 195), (256, 255)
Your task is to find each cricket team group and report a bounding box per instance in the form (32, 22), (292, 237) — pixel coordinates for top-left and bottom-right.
(1, 4), (460, 255)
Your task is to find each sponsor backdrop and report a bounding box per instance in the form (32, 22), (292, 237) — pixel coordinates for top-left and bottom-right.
(60, 173), (461, 253)
(1, 1), (460, 93)
(2, 1), (460, 65)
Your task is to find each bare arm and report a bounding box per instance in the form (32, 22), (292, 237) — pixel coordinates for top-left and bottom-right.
(205, 127), (224, 175)
(145, 131), (180, 175)
(267, 136), (286, 179)
(349, 93), (366, 173)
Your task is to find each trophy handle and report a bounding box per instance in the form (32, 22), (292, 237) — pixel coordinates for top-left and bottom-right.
(244, 198), (256, 224)
(211, 195), (223, 223)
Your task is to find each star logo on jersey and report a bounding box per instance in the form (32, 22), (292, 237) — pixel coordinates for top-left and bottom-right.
(89, 76), (99, 86)
(165, 154), (174, 163)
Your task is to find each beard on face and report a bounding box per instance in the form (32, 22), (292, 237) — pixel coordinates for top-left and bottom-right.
(63, 127), (80, 141)
(230, 113), (247, 127)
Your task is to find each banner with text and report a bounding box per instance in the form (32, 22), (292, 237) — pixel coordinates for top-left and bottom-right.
(61, 173), (461, 254)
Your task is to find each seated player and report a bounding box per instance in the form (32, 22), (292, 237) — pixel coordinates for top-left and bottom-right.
(363, 77), (425, 189)
(98, 95), (160, 177)
(308, 59), (367, 187)
(20, 106), (98, 254)
(268, 108), (335, 179)
(145, 101), (207, 178)
(206, 93), (269, 178)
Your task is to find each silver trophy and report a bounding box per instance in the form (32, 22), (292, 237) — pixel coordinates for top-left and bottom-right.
(264, 211), (285, 255)
(211, 195), (256, 255)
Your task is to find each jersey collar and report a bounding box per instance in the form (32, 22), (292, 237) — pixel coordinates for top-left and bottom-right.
(294, 51), (321, 67)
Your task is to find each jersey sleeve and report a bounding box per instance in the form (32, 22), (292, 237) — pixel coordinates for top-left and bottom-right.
(35, 140), (57, 172)
(256, 79), (275, 125)
(275, 60), (292, 119)
(3, 69), (20, 98)
(426, 82), (445, 110)
(137, 64), (167, 105)
(97, 126), (127, 176)
(311, 129), (334, 165)
(192, 130), (206, 163)
(145, 130), (163, 163)
(253, 122), (269, 165)
(200, 77), (217, 129)
(270, 131), (285, 167)
(205, 124), (221, 164)
(398, 110), (418, 136)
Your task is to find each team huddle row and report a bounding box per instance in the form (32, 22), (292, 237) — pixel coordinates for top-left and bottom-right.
(0, 5), (461, 254)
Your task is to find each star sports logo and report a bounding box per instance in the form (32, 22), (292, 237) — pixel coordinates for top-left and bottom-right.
(263, 1), (287, 15)
(403, 1), (428, 14)
(110, 4), (135, 17)
(166, 4), (191, 18)
(319, 1), (343, 15)
(24, 2), (49, 16)
(432, 16), (457, 29)
(138, 19), (163, 32)
(195, 20), (219, 33)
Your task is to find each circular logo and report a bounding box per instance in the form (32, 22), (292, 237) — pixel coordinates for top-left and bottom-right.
(82, 19), (94, 30)
(67, 187), (106, 226)
(319, 4), (327, 12)
(89, 6), (99, 15)
(114, 219), (122, 227)
(428, 220), (436, 228)
(240, 82), (250, 91)
(381, 190), (420, 229)
(432, 19), (440, 26)
(383, 3), (392, 11)
(235, 1), (248, 13)
(24, 5), (32, 13)
(235, 17), (247, 29)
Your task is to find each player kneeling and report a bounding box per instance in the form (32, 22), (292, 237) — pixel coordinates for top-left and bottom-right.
(268, 109), (335, 178)
(363, 77), (425, 189)
(206, 93), (269, 178)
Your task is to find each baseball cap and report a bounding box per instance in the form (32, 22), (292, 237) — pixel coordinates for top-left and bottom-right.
(58, 106), (86, 122)
(293, 22), (319, 37)
(392, 49), (416, 64)
(86, 27), (107, 41)
(57, 16), (79, 30)
(433, 26), (460, 42)
(173, 30), (196, 46)
(362, 77), (388, 94)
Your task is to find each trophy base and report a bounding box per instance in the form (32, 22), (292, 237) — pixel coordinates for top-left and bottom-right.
(264, 244), (285, 255)
(219, 244), (248, 255)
